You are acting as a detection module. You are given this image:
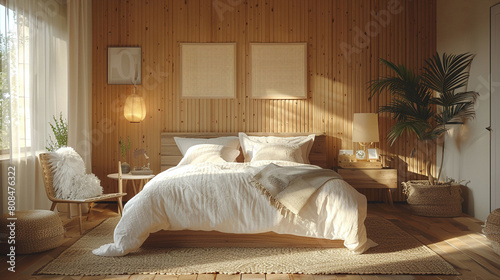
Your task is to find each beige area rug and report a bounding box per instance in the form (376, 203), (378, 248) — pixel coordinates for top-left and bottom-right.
(37, 216), (458, 276)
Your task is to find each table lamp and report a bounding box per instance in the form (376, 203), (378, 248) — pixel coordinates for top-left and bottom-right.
(352, 113), (379, 160)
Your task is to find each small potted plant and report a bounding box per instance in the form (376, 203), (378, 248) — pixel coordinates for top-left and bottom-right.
(119, 136), (131, 173)
(369, 53), (478, 217)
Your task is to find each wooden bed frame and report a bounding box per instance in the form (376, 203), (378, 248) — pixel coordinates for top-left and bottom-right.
(144, 230), (344, 248)
(144, 132), (343, 248)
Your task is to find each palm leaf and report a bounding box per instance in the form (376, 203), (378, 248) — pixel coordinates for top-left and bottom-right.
(380, 99), (434, 123)
(422, 52), (474, 94)
(427, 125), (448, 139)
(369, 58), (420, 100)
(436, 102), (477, 125)
(386, 121), (431, 145)
(432, 90), (478, 107)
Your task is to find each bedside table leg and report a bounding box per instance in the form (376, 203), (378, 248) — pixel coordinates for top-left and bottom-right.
(117, 197), (123, 216)
(131, 180), (138, 195)
(387, 189), (394, 207)
(124, 180), (129, 194)
(139, 179), (145, 192)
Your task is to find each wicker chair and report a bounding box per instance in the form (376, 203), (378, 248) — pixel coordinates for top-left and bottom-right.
(39, 153), (126, 234)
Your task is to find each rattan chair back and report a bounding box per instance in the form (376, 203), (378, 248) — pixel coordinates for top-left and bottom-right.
(39, 153), (58, 201)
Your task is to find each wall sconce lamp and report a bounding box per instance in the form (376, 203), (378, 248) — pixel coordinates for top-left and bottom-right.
(352, 113), (379, 160)
(124, 86), (146, 123)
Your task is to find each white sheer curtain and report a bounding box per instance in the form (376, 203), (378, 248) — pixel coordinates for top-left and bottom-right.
(1, 0), (68, 213)
(67, 0), (92, 172)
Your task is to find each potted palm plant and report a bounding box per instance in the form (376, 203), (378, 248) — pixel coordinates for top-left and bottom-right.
(369, 53), (478, 217)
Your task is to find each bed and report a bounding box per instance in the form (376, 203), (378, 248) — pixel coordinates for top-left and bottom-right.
(92, 132), (376, 257)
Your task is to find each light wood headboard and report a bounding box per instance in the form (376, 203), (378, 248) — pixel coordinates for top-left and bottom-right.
(160, 132), (327, 171)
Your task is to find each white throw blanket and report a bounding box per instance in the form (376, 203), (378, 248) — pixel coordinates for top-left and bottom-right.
(48, 147), (103, 199)
(252, 163), (342, 218)
(93, 161), (376, 257)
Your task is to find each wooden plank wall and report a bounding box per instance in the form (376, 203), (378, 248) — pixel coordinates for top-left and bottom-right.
(92, 0), (437, 202)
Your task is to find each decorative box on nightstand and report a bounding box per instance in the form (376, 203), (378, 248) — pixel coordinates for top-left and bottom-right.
(336, 168), (398, 206)
(338, 153), (383, 169)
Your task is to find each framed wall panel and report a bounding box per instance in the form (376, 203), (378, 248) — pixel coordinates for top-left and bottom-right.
(180, 43), (236, 99)
(250, 43), (307, 99)
(107, 47), (142, 85)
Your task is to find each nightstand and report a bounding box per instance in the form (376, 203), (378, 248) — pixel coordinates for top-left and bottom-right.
(337, 168), (397, 206)
(107, 173), (155, 196)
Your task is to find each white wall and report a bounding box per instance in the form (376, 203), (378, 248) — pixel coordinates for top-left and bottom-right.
(437, 0), (498, 221)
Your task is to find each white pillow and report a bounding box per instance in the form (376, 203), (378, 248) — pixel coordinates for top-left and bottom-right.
(177, 144), (240, 166)
(48, 147), (103, 199)
(238, 132), (315, 163)
(251, 143), (304, 163)
(174, 136), (240, 160)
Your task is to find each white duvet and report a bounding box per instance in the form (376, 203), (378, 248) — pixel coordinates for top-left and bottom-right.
(93, 161), (376, 256)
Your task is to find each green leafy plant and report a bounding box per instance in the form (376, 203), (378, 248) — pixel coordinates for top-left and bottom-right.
(369, 53), (478, 184)
(46, 113), (68, 152)
(119, 136), (131, 160)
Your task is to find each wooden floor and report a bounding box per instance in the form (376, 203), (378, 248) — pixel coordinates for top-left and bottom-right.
(2, 203), (500, 280)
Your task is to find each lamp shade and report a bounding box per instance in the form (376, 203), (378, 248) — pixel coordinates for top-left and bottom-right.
(352, 113), (379, 143)
(124, 94), (146, 123)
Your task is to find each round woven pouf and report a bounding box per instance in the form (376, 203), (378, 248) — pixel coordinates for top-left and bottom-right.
(0, 210), (65, 254)
(483, 208), (500, 255)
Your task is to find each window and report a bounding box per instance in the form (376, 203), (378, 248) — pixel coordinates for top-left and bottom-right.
(0, 3), (31, 153)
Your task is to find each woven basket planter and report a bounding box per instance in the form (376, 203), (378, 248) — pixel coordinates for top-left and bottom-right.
(402, 180), (463, 217)
(483, 208), (500, 254)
